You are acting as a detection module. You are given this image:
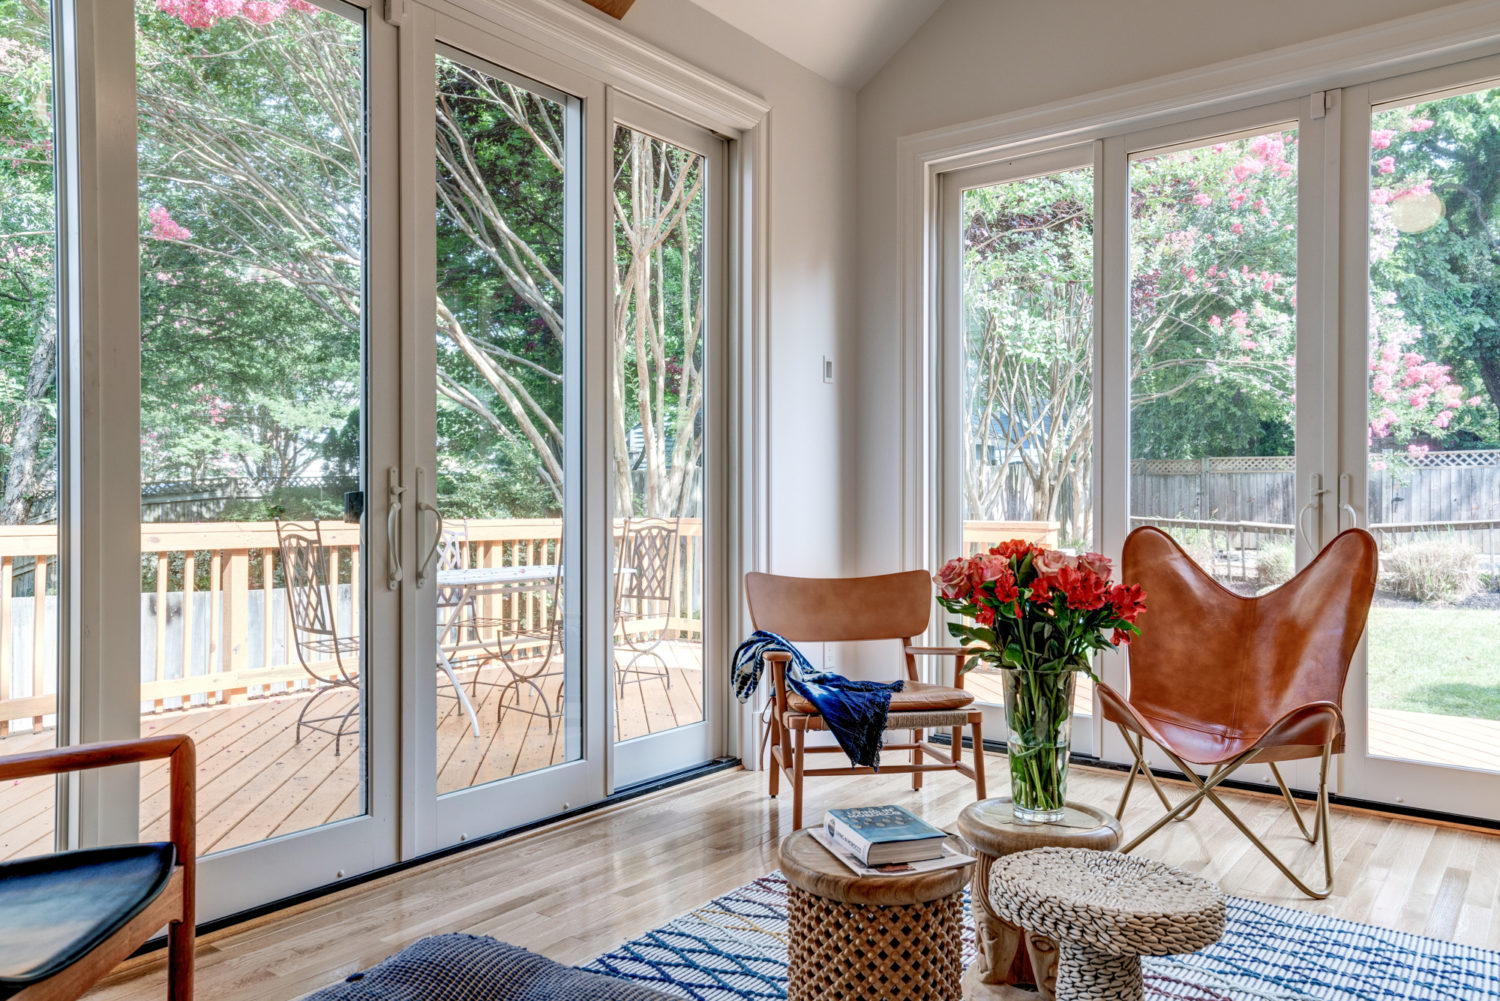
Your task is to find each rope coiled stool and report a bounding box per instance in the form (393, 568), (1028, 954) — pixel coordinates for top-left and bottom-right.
(987, 847), (1225, 1001)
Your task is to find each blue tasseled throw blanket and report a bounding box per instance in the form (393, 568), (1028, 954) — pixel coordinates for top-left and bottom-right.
(732, 630), (902, 768)
(303, 934), (677, 1001)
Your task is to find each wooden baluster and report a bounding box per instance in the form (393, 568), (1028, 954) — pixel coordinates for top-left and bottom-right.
(349, 545), (361, 643)
(182, 553), (196, 704)
(0, 557), (10, 736)
(261, 550), (274, 677)
(154, 553), (168, 713)
(223, 549), (250, 704)
(528, 540), (538, 631)
(30, 555), (47, 729)
(209, 551), (222, 685)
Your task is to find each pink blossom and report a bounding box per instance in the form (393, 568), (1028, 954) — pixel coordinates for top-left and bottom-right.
(1231, 158), (1263, 183)
(1371, 128), (1396, 150)
(1229, 309), (1248, 328)
(1433, 411), (1453, 429)
(1239, 338), (1259, 350)
(1230, 222), (1243, 235)
(1192, 193), (1212, 207)
(1407, 443), (1430, 457)
(155, 0), (316, 28)
(1372, 460), (1388, 471)
(1229, 190), (1248, 210)
(1406, 117), (1434, 132)
(1371, 187), (1394, 205)
(147, 205), (192, 242)
(1208, 315), (1222, 329)
(1469, 396), (1483, 406)
(1377, 156), (1395, 175)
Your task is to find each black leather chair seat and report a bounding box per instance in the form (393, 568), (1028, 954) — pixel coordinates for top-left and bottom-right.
(0, 843), (176, 998)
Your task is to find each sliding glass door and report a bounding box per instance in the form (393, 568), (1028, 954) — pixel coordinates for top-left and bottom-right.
(0, 0), (61, 862)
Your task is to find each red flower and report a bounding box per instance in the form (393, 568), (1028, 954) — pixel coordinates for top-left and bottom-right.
(977, 605), (996, 627)
(1111, 628), (1133, 646)
(991, 567), (1021, 606)
(1054, 565), (1109, 611)
(1107, 583), (1147, 623)
(989, 539), (1041, 562)
(1029, 574), (1054, 603)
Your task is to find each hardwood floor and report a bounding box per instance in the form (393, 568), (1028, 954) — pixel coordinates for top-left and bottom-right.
(84, 751), (1500, 1001)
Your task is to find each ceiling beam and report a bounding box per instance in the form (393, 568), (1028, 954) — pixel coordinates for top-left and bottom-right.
(582, 0), (636, 18)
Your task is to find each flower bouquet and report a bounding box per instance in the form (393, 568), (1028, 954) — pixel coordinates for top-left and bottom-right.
(933, 541), (1147, 822)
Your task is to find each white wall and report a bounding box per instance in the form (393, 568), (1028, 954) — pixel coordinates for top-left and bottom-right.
(604, 0), (857, 579)
(851, 0), (1476, 574)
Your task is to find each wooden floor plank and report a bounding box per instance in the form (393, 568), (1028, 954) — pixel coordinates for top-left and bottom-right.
(79, 757), (1500, 1001)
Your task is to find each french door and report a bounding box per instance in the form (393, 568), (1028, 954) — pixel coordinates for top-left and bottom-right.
(939, 79), (1500, 823)
(1336, 60), (1500, 821)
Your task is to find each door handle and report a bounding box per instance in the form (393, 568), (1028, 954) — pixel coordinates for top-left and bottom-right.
(386, 468), (404, 590)
(1297, 473), (1326, 551)
(1338, 472), (1359, 530)
(416, 465), (443, 588)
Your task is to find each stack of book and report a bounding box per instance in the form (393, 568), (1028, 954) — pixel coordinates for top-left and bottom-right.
(824, 804), (948, 866)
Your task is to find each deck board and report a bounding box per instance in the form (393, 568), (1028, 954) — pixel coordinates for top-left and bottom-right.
(2, 643), (705, 861)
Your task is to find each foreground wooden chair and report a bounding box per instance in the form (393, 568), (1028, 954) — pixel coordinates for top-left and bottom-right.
(1101, 526), (1376, 898)
(0, 734), (196, 1000)
(745, 570), (986, 830)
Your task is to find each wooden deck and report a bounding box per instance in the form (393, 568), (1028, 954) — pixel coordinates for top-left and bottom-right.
(4, 655), (1496, 862)
(0, 642), (704, 861)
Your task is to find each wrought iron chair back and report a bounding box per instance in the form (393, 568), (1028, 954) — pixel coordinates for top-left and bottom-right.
(275, 519), (361, 754)
(613, 517), (681, 692)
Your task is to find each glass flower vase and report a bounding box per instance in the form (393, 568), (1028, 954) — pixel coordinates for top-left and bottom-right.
(1000, 667), (1076, 823)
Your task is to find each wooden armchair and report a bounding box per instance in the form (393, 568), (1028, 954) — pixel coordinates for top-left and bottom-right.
(1102, 526), (1377, 898)
(745, 570), (986, 830)
(0, 735), (196, 1000)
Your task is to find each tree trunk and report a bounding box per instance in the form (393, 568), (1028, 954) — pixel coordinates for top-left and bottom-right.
(1, 308), (57, 525)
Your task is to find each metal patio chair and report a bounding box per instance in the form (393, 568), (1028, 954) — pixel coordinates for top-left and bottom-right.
(276, 519), (361, 756)
(612, 516), (681, 694)
(1101, 525), (1377, 898)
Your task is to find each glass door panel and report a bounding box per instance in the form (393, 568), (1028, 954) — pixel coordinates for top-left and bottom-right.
(955, 165), (1097, 728)
(1128, 129), (1300, 590)
(431, 52), (580, 794)
(1359, 85), (1500, 790)
(0, 0), (60, 861)
(136, 0), (367, 854)
(609, 105), (721, 788)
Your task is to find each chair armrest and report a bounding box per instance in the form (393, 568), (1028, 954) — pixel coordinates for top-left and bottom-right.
(0, 736), (196, 879)
(762, 651), (794, 662)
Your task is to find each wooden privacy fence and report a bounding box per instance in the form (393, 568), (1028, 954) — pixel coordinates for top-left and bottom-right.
(0, 517), (704, 735)
(1132, 450), (1500, 525)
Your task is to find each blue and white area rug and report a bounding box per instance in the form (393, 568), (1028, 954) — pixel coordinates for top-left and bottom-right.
(583, 872), (1500, 1000)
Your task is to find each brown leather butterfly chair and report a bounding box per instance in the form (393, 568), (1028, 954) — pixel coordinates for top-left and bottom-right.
(1100, 526), (1377, 898)
(745, 570), (986, 830)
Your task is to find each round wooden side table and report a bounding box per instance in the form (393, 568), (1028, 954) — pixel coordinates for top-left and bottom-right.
(956, 798), (1122, 1001)
(779, 828), (973, 1001)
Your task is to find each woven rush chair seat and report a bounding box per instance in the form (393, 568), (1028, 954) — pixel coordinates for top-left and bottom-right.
(987, 847), (1224, 1001)
(784, 680), (974, 716)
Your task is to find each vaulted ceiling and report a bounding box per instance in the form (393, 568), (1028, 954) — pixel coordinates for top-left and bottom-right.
(676, 0), (946, 90)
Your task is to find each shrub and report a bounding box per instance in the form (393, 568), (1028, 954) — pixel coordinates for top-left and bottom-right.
(1380, 540), (1481, 603)
(1256, 542), (1295, 590)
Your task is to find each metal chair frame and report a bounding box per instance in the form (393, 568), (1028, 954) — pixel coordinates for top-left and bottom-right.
(612, 516), (681, 694)
(276, 519), (360, 756)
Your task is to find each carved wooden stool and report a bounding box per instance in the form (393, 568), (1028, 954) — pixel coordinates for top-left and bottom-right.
(779, 828), (973, 1001)
(987, 848), (1225, 1001)
(957, 798), (1121, 1000)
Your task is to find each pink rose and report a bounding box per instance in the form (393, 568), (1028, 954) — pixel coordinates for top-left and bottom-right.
(933, 558), (971, 600)
(1079, 552), (1113, 579)
(1032, 548), (1075, 575)
(975, 554), (1010, 583)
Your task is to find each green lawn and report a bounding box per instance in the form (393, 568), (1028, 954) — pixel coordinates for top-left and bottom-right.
(1366, 606), (1500, 721)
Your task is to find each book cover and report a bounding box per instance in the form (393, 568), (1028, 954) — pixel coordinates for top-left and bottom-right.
(825, 804), (944, 844)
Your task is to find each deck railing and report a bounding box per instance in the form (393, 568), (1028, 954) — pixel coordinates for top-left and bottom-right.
(0, 517), (703, 734)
